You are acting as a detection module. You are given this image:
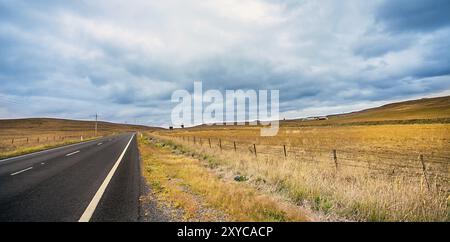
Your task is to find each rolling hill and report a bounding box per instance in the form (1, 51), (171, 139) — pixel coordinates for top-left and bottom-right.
(282, 95), (450, 126)
(0, 118), (159, 136)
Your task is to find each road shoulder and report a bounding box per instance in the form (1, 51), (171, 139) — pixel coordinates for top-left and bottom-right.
(138, 135), (312, 222)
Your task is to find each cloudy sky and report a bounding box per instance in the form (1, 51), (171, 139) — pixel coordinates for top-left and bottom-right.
(1, 0), (449, 127)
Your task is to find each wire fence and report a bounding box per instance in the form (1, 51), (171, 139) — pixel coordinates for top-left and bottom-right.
(0, 135), (91, 145)
(173, 136), (450, 186)
(0, 133), (113, 153)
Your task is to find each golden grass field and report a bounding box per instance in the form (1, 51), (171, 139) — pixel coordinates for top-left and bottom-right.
(149, 96), (450, 221)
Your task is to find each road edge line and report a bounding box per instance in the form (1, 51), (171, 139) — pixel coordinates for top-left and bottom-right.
(0, 136), (111, 164)
(78, 133), (135, 222)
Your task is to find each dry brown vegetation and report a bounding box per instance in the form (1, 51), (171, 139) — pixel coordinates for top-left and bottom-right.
(153, 125), (450, 221)
(138, 135), (312, 222)
(150, 97), (450, 221)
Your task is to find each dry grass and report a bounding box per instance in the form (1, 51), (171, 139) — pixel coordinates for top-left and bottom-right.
(138, 135), (312, 222)
(0, 138), (100, 160)
(154, 123), (450, 221)
(0, 132), (108, 158)
(170, 124), (450, 152)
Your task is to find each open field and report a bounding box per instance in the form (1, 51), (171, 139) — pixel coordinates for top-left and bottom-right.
(0, 118), (158, 159)
(159, 124), (450, 185)
(153, 125), (450, 221)
(150, 96), (450, 221)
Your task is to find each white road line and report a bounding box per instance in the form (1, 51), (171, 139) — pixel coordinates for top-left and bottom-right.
(97, 143), (103, 146)
(41, 162), (46, 165)
(10, 167), (33, 176)
(78, 134), (135, 222)
(65, 150), (80, 157)
(0, 137), (108, 164)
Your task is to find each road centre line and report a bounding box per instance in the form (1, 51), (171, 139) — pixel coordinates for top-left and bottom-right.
(10, 167), (33, 176)
(65, 150), (80, 157)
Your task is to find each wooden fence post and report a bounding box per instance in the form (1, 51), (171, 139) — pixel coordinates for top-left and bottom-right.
(208, 138), (211, 148)
(253, 144), (257, 157)
(27, 137), (29, 143)
(193, 136), (196, 144)
(37, 137), (40, 143)
(419, 154), (430, 191)
(234, 141), (237, 152)
(219, 139), (222, 151)
(11, 138), (14, 144)
(283, 145), (287, 157)
(333, 149), (338, 170)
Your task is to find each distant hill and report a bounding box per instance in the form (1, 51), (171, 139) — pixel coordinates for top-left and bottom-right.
(0, 118), (160, 135)
(184, 95), (450, 130)
(283, 95), (450, 126)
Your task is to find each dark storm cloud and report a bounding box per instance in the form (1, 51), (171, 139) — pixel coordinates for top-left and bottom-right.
(375, 0), (450, 33)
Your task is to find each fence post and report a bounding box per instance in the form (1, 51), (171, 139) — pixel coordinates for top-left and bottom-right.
(219, 139), (222, 151)
(27, 137), (29, 143)
(419, 154), (430, 191)
(193, 136), (196, 144)
(37, 137), (40, 143)
(208, 138), (211, 148)
(11, 138), (14, 144)
(283, 145), (287, 157)
(234, 141), (237, 152)
(253, 144), (257, 157)
(333, 149), (338, 170)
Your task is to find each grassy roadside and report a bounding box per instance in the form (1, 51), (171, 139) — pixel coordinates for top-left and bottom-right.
(154, 132), (450, 222)
(0, 137), (101, 160)
(138, 135), (312, 222)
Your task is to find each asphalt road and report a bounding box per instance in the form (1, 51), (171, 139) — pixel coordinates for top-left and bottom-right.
(0, 133), (141, 222)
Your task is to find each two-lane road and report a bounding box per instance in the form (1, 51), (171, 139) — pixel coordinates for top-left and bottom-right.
(0, 133), (141, 222)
